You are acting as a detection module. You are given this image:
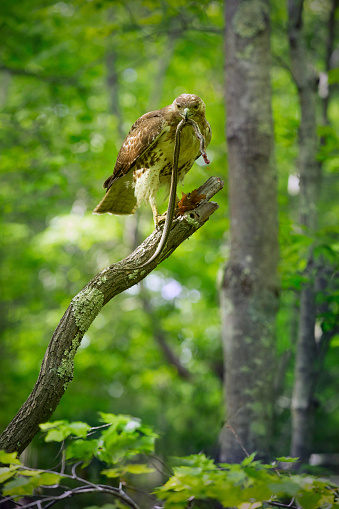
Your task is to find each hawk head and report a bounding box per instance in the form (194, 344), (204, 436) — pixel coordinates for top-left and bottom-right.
(171, 94), (206, 120)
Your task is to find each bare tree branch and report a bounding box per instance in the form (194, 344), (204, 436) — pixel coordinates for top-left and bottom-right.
(140, 291), (192, 380)
(0, 176), (223, 454)
(0, 65), (81, 87)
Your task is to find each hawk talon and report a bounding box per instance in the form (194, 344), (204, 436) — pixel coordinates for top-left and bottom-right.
(156, 212), (167, 226)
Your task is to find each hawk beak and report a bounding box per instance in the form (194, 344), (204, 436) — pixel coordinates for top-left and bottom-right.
(183, 107), (190, 120)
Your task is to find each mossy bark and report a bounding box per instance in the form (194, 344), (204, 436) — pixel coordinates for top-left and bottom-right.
(219, 0), (279, 462)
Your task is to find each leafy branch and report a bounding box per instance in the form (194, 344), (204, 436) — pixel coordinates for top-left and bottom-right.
(1, 415), (338, 509)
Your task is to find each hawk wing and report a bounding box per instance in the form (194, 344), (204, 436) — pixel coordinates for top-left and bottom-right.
(93, 111), (167, 216)
(103, 111), (167, 190)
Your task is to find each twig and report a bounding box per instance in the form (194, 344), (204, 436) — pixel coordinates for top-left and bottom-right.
(268, 501), (298, 509)
(86, 422), (112, 436)
(226, 424), (250, 458)
(140, 292), (191, 379)
(1, 483), (142, 509)
(146, 454), (174, 477)
(0, 496), (23, 507)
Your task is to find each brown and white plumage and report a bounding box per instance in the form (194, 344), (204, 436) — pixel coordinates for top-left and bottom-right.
(93, 94), (211, 225)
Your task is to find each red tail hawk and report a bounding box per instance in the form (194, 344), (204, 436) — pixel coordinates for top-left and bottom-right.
(93, 94), (211, 225)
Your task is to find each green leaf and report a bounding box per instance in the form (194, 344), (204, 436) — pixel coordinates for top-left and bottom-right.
(67, 422), (91, 438)
(102, 464), (156, 478)
(44, 428), (67, 442)
(36, 472), (62, 486)
(268, 478), (301, 497)
(297, 492), (325, 509)
(99, 413), (141, 431)
(276, 456), (299, 463)
(0, 466), (20, 483)
(123, 464), (155, 474)
(101, 468), (121, 478)
(3, 476), (33, 496)
(172, 454), (216, 470)
(20, 469), (44, 477)
(0, 451), (22, 465)
(3, 471), (62, 497)
(39, 420), (66, 432)
(241, 452), (257, 466)
(40, 420), (91, 442)
(238, 503), (263, 509)
(66, 438), (99, 463)
(97, 416), (158, 465)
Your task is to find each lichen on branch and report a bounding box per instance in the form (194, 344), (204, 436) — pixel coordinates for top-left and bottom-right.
(72, 286), (104, 333)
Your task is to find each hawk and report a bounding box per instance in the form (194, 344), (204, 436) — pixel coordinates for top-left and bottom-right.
(93, 93), (211, 226)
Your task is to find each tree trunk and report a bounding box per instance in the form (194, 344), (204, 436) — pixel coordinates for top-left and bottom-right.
(219, 0), (279, 462)
(288, 0), (320, 462)
(289, 0), (339, 462)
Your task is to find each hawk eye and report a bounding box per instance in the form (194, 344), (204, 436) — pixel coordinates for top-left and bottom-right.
(176, 104), (182, 109)
(194, 105), (199, 110)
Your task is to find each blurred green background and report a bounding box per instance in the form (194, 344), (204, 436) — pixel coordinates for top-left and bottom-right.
(0, 0), (338, 475)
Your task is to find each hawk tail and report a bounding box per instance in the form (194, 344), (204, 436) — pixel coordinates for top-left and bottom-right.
(93, 175), (138, 216)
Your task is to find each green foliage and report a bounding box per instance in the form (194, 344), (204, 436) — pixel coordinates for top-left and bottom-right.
(65, 413), (158, 465)
(3, 471), (62, 498)
(155, 453), (339, 509)
(1, 414), (158, 502)
(39, 420), (91, 442)
(0, 450), (62, 498)
(102, 463), (155, 478)
(39, 413), (158, 467)
(0, 451), (21, 466)
(1, 420), (339, 508)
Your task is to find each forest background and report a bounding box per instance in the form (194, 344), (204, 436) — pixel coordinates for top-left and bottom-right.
(0, 0), (339, 507)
